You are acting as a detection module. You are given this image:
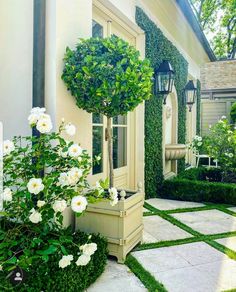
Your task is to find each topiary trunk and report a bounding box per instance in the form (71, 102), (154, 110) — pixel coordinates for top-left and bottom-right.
(107, 117), (114, 188)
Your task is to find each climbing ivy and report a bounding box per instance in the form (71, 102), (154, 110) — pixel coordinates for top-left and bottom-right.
(136, 7), (188, 198)
(196, 79), (201, 135)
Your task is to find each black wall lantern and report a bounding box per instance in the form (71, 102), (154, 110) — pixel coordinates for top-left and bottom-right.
(184, 80), (197, 112)
(154, 60), (175, 104)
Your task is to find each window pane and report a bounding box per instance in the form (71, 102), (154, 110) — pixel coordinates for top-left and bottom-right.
(92, 113), (103, 124)
(113, 127), (127, 169)
(92, 20), (103, 38)
(113, 115), (127, 125)
(92, 126), (103, 174)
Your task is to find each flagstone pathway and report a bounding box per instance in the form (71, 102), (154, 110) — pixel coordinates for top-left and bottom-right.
(88, 198), (236, 292)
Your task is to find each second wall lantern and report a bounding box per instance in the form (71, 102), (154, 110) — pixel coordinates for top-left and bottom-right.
(184, 80), (197, 112)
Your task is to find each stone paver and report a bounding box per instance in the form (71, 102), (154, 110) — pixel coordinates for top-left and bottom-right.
(216, 236), (236, 252)
(173, 209), (236, 234)
(143, 215), (193, 243)
(132, 242), (236, 292)
(146, 198), (205, 210)
(88, 259), (147, 292)
(228, 206), (236, 212)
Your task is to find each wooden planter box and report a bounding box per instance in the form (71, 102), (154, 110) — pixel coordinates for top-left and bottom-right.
(76, 189), (144, 263)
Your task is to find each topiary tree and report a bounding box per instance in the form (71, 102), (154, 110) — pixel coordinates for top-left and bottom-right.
(230, 102), (236, 123)
(62, 36), (153, 187)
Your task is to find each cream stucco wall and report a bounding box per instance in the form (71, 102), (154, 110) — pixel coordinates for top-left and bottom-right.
(45, 0), (93, 153)
(0, 0), (33, 139)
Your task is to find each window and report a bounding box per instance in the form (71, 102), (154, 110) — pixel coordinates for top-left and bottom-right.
(113, 115), (127, 169)
(92, 20), (103, 38)
(92, 114), (103, 174)
(92, 19), (104, 175)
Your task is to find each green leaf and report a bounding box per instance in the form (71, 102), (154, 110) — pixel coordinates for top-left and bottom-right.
(36, 245), (57, 255)
(60, 245), (67, 255)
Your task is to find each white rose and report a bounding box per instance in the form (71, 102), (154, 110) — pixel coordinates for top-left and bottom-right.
(28, 108), (46, 126)
(81, 243), (97, 256)
(31, 107), (46, 115)
(27, 178), (44, 195)
(58, 148), (68, 158)
(197, 136), (202, 141)
(52, 199), (67, 213)
(221, 115), (226, 119)
(37, 200), (46, 208)
(109, 187), (118, 200)
(2, 188), (12, 202)
(58, 173), (69, 186)
(68, 167), (83, 185)
(3, 140), (15, 156)
(65, 124), (76, 136)
(28, 113), (39, 126)
(36, 115), (52, 134)
(68, 144), (82, 158)
(76, 254), (91, 266)
(71, 196), (87, 213)
(228, 153), (234, 158)
(197, 142), (202, 146)
(110, 197), (118, 206)
(59, 255), (73, 269)
(29, 208), (42, 224)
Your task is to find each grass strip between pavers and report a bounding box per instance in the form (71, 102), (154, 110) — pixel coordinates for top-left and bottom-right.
(165, 205), (217, 214)
(125, 254), (168, 292)
(205, 240), (236, 261)
(136, 231), (236, 251)
(129, 200), (236, 291)
(144, 202), (201, 236)
(143, 201), (236, 259)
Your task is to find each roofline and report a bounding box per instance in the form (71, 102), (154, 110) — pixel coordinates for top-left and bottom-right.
(175, 0), (216, 61)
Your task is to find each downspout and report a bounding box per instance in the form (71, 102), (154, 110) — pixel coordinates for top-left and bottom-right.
(33, 0), (46, 108)
(32, 0), (46, 178)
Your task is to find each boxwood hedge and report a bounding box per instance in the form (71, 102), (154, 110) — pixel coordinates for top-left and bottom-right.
(0, 229), (108, 292)
(160, 168), (236, 204)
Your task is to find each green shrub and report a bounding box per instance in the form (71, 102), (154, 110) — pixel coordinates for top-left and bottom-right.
(179, 167), (222, 182)
(0, 227), (108, 292)
(230, 102), (236, 123)
(160, 178), (236, 205)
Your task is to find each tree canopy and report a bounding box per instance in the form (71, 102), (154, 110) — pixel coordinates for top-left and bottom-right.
(62, 36), (153, 118)
(190, 0), (236, 59)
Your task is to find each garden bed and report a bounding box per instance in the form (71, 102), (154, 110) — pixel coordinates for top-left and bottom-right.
(159, 167), (236, 205)
(0, 224), (108, 292)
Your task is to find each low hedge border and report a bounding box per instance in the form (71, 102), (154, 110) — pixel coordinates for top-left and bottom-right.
(0, 230), (108, 292)
(159, 178), (236, 205)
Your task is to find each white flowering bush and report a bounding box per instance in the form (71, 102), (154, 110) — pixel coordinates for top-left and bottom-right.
(205, 117), (236, 170)
(188, 135), (204, 154)
(0, 107), (115, 275)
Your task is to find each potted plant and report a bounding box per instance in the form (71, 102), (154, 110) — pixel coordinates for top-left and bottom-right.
(62, 36), (153, 262)
(0, 108), (110, 290)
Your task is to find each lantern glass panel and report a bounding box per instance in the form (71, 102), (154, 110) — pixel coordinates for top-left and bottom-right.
(186, 90), (196, 104)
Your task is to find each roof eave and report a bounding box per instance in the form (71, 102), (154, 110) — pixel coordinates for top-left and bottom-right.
(175, 0), (216, 62)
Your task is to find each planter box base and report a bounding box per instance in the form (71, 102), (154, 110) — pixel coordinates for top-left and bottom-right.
(76, 191), (144, 263)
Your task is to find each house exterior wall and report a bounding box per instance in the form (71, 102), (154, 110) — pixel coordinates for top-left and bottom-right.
(0, 0), (211, 192)
(0, 0), (33, 139)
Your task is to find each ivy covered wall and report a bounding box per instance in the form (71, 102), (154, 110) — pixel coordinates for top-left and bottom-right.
(196, 79), (201, 135)
(136, 7), (188, 198)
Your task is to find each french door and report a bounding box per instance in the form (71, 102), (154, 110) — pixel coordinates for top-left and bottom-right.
(91, 7), (136, 189)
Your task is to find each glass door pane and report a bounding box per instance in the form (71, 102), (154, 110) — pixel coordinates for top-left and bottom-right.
(113, 115), (127, 169)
